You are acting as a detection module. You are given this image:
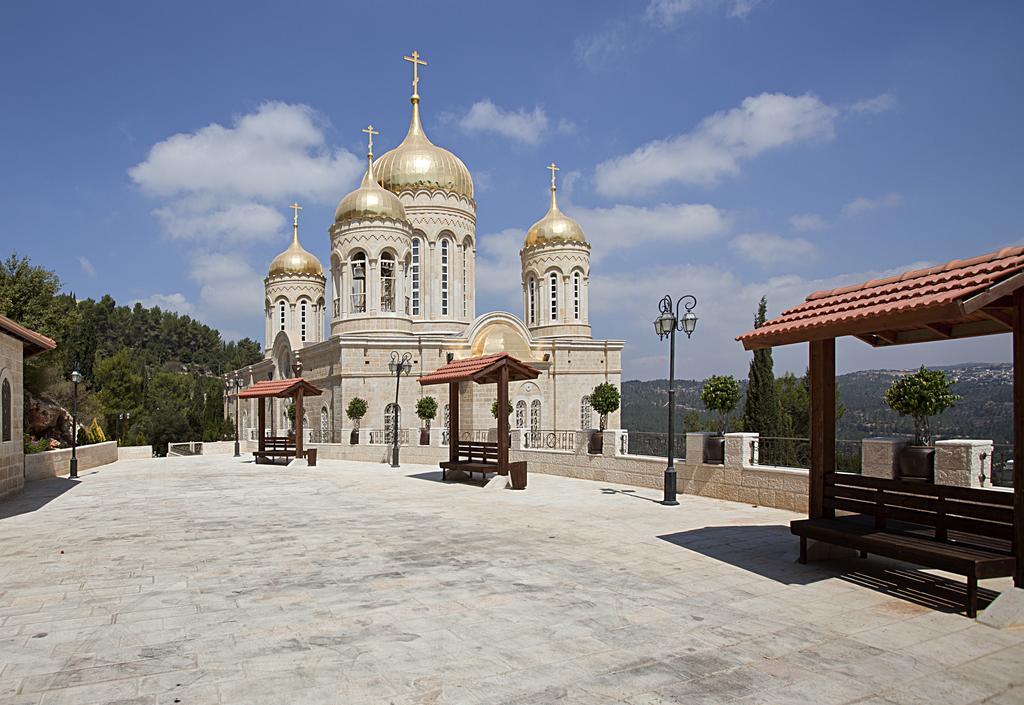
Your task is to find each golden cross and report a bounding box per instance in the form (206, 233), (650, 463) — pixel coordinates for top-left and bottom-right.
(361, 124), (379, 156)
(403, 50), (427, 94)
(547, 162), (559, 191)
(289, 202), (302, 227)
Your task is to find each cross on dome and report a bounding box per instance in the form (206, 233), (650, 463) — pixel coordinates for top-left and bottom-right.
(547, 162), (559, 192)
(289, 202), (302, 228)
(362, 124), (379, 158)
(403, 50), (427, 100)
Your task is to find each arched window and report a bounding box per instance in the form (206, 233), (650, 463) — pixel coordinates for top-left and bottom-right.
(462, 242), (468, 318)
(573, 272), (581, 321)
(351, 253), (367, 313)
(278, 301), (286, 332)
(241, 409), (248, 431)
(549, 272), (558, 322)
(410, 237), (421, 315)
(529, 399), (541, 447)
(300, 300), (308, 341)
(580, 395), (593, 430)
(380, 252), (396, 313)
(528, 277), (536, 325)
(442, 403), (450, 446)
(320, 406), (329, 442)
(1, 378), (10, 442)
(440, 239), (450, 316)
(515, 400), (526, 430)
(384, 403), (401, 444)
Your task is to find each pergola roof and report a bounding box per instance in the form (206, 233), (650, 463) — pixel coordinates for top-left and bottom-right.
(0, 314), (56, 358)
(239, 377), (323, 399)
(738, 246), (1024, 349)
(418, 353), (541, 386)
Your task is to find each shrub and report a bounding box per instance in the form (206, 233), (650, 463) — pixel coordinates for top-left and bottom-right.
(346, 397), (368, 427)
(590, 382), (620, 431)
(701, 375), (741, 434)
(490, 400), (513, 419)
(883, 366), (959, 445)
(415, 396), (438, 429)
(23, 433), (49, 454)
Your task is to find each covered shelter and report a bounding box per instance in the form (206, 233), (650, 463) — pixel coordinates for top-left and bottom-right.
(419, 352), (540, 486)
(239, 377), (323, 464)
(737, 246), (1024, 614)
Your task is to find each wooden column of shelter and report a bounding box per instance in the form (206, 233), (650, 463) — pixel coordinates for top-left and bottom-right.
(258, 397), (266, 453)
(295, 387), (304, 459)
(239, 377), (323, 464)
(497, 365), (509, 473)
(449, 381), (460, 464)
(808, 338), (836, 520)
(1015, 288), (1024, 587)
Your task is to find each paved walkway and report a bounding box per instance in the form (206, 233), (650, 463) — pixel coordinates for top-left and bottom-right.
(0, 457), (1021, 705)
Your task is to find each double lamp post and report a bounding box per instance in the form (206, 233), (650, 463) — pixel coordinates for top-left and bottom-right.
(388, 351), (412, 468)
(225, 375), (244, 457)
(653, 294), (698, 506)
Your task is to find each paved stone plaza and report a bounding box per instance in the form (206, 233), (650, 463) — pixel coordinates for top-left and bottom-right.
(1, 458), (1022, 705)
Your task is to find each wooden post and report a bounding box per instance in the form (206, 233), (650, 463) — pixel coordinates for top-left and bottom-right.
(257, 396), (266, 453)
(497, 365), (509, 475)
(809, 338), (836, 519)
(295, 388), (304, 459)
(449, 381), (460, 464)
(1013, 289), (1024, 587)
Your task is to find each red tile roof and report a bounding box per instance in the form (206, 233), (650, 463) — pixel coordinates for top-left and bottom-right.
(737, 246), (1024, 349)
(0, 314), (57, 358)
(419, 352), (541, 386)
(238, 377), (323, 399)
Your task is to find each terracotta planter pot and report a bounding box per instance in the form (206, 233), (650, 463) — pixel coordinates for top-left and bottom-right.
(510, 463), (527, 490)
(350, 429), (360, 445)
(589, 431), (603, 454)
(420, 428), (430, 445)
(703, 435), (725, 465)
(898, 445), (935, 483)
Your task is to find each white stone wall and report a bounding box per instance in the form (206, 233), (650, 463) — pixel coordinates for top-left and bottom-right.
(0, 332), (24, 500)
(117, 445), (153, 460)
(24, 441), (118, 482)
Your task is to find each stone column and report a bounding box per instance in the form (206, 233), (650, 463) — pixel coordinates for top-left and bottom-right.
(935, 439), (994, 488)
(725, 432), (758, 469)
(861, 438), (906, 480)
(686, 433), (713, 465)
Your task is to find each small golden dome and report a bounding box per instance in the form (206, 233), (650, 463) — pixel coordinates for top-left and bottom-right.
(524, 170), (587, 247)
(269, 222), (323, 278)
(335, 154), (408, 224)
(374, 99), (474, 201)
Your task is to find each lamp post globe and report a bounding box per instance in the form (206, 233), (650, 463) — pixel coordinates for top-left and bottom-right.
(654, 294), (698, 506)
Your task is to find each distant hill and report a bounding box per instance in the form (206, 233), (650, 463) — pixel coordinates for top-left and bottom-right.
(622, 362), (1012, 445)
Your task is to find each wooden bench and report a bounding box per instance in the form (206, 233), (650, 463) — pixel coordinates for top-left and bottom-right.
(253, 436), (297, 465)
(791, 472), (1016, 617)
(440, 441), (500, 482)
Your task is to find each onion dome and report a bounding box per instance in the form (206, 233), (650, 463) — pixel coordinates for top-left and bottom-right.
(524, 162), (588, 247)
(373, 56), (473, 201)
(335, 129), (408, 224)
(269, 204), (323, 277)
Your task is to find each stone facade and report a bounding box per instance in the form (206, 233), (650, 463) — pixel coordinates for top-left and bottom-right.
(0, 331), (24, 500)
(24, 441), (117, 482)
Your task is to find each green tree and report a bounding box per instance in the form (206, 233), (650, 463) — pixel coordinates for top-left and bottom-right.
(701, 375), (741, 434)
(742, 297), (784, 438)
(93, 349), (144, 440)
(883, 366), (960, 445)
(346, 397), (368, 428)
(145, 372), (192, 455)
(416, 396), (438, 430)
(490, 400), (513, 419)
(590, 382), (620, 431)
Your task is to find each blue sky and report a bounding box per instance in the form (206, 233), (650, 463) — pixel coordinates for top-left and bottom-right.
(3, 1), (1022, 379)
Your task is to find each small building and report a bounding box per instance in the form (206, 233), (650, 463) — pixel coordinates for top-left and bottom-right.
(0, 314), (56, 500)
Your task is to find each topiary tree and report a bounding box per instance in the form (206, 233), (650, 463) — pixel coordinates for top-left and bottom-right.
(490, 400), (513, 419)
(286, 403), (296, 424)
(883, 366), (960, 445)
(590, 382), (620, 431)
(416, 396), (438, 430)
(346, 397), (368, 428)
(701, 375), (741, 435)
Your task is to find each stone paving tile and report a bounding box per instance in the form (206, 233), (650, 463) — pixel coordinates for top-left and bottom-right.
(0, 457), (1021, 705)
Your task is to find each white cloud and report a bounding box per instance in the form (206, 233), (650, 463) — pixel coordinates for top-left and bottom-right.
(557, 118), (577, 135)
(841, 192), (903, 218)
(851, 92), (897, 115)
(78, 256), (96, 277)
(595, 92), (838, 198)
(475, 228), (526, 309)
(134, 292), (197, 317)
(458, 100), (550, 145)
(188, 252), (265, 328)
(644, 0), (763, 26)
(573, 202), (730, 261)
(574, 21), (631, 69)
(789, 213), (825, 231)
(729, 233), (818, 264)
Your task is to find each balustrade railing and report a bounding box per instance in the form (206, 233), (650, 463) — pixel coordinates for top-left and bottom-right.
(168, 442), (203, 457)
(621, 432), (685, 460)
(522, 429), (577, 452)
(368, 429), (410, 446)
(351, 293), (366, 314)
(749, 436), (862, 473)
(988, 444), (1015, 488)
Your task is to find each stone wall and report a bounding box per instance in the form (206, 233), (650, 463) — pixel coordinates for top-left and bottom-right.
(0, 332), (24, 500)
(24, 441), (118, 482)
(117, 445), (153, 460)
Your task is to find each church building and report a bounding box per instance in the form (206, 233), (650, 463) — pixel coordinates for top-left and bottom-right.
(227, 52), (623, 443)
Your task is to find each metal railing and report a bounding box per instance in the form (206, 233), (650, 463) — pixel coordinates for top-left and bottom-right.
(368, 429), (410, 446)
(459, 429), (492, 443)
(168, 442), (203, 457)
(351, 293), (366, 314)
(987, 444), (1014, 488)
(749, 436), (862, 473)
(522, 429), (577, 452)
(619, 432), (685, 460)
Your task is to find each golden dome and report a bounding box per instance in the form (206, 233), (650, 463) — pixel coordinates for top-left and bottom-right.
(524, 169), (588, 247)
(269, 218), (323, 277)
(335, 153), (408, 224)
(373, 98), (474, 201)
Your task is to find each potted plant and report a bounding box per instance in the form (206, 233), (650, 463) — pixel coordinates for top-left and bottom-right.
(589, 382), (620, 454)
(416, 396), (438, 445)
(700, 375), (741, 464)
(346, 397), (367, 445)
(883, 366), (959, 482)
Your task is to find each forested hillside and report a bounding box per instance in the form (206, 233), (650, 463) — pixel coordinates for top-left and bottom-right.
(1, 253), (263, 453)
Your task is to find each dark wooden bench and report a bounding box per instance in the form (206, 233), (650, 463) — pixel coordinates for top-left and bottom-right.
(253, 436), (297, 465)
(792, 472), (1016, 617)
(440, 441), (500, 482)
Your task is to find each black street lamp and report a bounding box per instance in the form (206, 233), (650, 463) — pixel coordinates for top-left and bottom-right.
(388, 351), (412, 468)
(69, 366), (84, 479)
(225, 375), (244, 457)
(653, 294), (698, 506)
(117, 411), (131, 444)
